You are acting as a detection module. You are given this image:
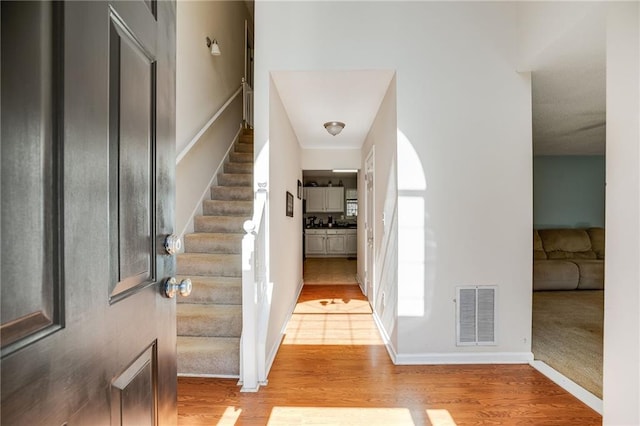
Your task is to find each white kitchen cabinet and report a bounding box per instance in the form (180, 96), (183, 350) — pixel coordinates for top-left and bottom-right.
(305, 188), (325, 212)
(325, 187), (345, 212)
(305, 187), (344, 213)
(305, 229), (326, 255)
(305, 228), (357, 257)
(326, 230), (346, 254)
(346, 230), (357, 255)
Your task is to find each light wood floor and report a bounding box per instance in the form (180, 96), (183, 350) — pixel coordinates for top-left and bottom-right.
(178, 285), (601, 425)
(303, 258), (358, 285)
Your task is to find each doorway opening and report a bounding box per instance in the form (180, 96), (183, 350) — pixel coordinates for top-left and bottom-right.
(302, 170), (359, 287)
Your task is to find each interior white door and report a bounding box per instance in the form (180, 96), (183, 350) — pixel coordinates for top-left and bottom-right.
(364, 149), (375, 304)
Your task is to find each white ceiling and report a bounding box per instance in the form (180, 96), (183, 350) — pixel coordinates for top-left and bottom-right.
(269, 8), (606, 157)
(271, 70), (395, 150)
(530, 6), (606, 156)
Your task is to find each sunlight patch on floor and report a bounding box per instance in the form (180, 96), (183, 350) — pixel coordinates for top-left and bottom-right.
(267, 407), (415, 425)
(215, 406), (242, 426)
(426, 409), (457, 425)
(283, 313), (382, 345)
(294, 297), (372, 314)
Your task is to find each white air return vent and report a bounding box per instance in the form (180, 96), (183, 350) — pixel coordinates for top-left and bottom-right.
(456, 286), (496, 346)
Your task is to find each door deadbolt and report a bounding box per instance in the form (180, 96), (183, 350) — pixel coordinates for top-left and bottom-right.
(164, 234), (181, 255)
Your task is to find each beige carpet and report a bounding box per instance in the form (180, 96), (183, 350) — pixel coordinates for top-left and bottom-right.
(532, 290), (603, 398)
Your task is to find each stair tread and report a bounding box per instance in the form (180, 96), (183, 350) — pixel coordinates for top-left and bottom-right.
(176, 275), (240, 285)
(185, 232), (244, 239)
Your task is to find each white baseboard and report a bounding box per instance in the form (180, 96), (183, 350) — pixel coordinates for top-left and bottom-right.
(370, 313), (531, 365)
(356, 273), (365, 294)
(264, 279), (305, 379)
(372, 311), (398, 363)
(178, 373), (239, 379)
(394, 351), (534, 365)
(177, 125), (243, 243)
(530, 360), (603, 415)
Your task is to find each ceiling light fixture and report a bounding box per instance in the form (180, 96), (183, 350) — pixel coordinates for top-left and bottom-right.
(324, 121), (345, 136)
(206, 37), (221, 56)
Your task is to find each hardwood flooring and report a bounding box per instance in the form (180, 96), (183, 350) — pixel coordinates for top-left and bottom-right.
(178, 285), (601, 425)
(303, 258), (358, 285)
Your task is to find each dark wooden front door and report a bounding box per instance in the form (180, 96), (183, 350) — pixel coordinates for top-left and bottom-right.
(1, 1), (177, 424)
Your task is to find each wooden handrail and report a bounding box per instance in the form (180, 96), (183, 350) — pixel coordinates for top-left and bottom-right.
(176, 85), (243, 164)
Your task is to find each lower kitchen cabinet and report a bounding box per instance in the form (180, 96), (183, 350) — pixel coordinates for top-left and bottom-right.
(346, 230), (357, 255)
(326, 230), (346, 254)
(305, 230), (326, 255)
(305, 228), (357, 257)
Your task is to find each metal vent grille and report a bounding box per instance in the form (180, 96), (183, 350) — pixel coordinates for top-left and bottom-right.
(456, 286), (496, 346)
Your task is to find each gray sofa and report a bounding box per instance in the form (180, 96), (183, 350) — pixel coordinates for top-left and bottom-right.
(533, 228), (604, 291)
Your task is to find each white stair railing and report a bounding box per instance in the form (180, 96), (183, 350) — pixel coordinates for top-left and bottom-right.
(240, 182), (268, 392)
(242, 78), (253, 129)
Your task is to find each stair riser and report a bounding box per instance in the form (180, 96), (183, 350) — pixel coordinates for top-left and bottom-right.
(203, 200), (252, 217)
(177, 257), (241, 277)
(175, 276), (241, 305)
(184, 235), (243, 254)
(195, 216), (246, 233)
(177, 307), (242, 338)
(224, 162), (253, 174)
(229, 152), (253, 163)
(238, 135), (253, 144)
(235, 143), (253, 153)
(178, 286), (241, 305)
(177, 336), (240, 376)
(210, 186), (253, 201)
(217, 173), (252, 187)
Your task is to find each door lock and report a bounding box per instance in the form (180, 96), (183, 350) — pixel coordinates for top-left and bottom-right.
(164, 234), (181, 255)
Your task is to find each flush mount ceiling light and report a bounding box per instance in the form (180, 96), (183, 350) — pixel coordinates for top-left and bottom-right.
(205, 37), (221, 56)
(324, 121), (345, 136)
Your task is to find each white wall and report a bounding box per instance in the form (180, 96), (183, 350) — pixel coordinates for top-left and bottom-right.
(603, 2), (640, 423)
(265, 76), (303, 364)
(255, 2), (533, 360)
(359, 77), (398, 349)
(176, 0), (250, 151)
(175, 1), (251, 235)
(301, 149), (361, 170)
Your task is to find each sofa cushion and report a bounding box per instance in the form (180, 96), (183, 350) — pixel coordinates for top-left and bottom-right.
(539, 229), (592, 252)
(533, 260), (579, 291)
(533, 230), (544, 251)
(588, 227), (605, 259)
(533, 250), (547, 260)
(573, 259), (605, 290)
(533, 231), (547, 259)
(547, 250), (597, 260)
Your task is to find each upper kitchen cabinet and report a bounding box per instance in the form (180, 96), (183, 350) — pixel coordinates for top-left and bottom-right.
(306, 187), (344, 213)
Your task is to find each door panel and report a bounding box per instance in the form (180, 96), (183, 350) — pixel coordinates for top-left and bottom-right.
(365, 150), (375, 302)
(0, 0), (63, 354)
(109, 8), (157, 299)
(1, 1), (177, 424)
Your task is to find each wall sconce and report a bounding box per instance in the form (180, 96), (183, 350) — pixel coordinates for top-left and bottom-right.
(205, 37), (221, 56)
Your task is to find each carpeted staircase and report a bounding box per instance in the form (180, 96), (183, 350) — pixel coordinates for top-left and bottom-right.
(176, 128), (253, 377)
